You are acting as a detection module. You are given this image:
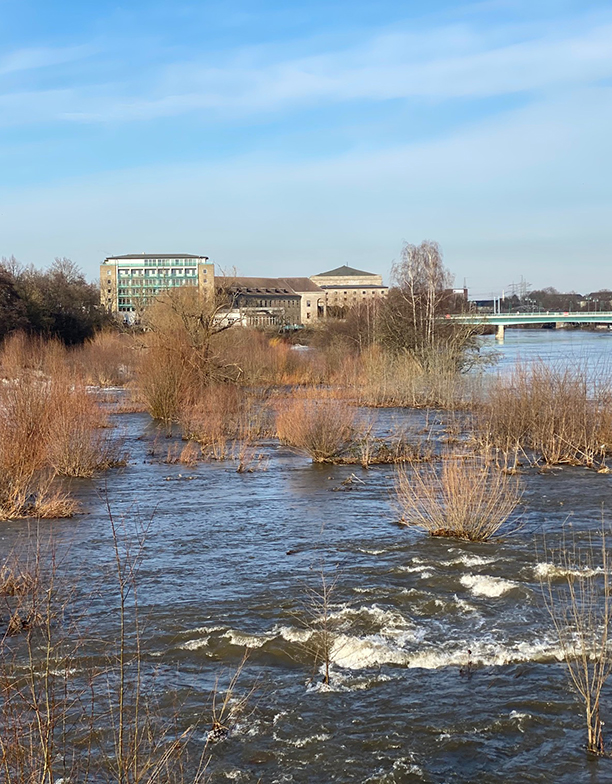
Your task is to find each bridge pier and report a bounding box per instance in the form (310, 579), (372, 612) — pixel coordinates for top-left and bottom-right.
(495, 324), (505, 342)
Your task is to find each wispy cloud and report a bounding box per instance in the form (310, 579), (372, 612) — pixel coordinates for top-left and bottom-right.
(1, 14), (612, 125)
(0, 44), (96, 75)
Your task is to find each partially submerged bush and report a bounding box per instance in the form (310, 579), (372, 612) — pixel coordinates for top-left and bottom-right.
(479, 362), (612, 467)
(333, 345), (482, 410)
(0, 337), (124, 518)
(395, 453), (521, 541)
(276, 394), (356, 462)
(181, 385), (265, 442)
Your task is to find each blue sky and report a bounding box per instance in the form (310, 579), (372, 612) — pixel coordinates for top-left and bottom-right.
(1, 0), (611, 294)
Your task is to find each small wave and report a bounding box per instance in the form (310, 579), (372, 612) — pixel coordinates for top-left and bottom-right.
(287, 733), (331, 747)
(224, 630), (275, 648)
(533, 562), (603, 580)
(441, 553), (497, 568)
(460, 574), (517, 597)
(275, 625), (313, 643)
(179, 637), (210, 651)
(330, 633), (410, 669)
(325, 632), (563, 671)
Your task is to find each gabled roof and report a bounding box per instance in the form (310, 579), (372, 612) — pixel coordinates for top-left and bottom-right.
(313, 265), (377, 277)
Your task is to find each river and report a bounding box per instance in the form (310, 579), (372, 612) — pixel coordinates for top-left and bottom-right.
(3, 329), (612, 782)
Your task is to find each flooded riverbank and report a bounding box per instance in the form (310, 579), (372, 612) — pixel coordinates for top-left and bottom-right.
(3, 329), (612, 782)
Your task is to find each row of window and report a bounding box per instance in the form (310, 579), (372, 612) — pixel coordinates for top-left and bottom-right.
(118, 268), (200, 278)
(117, 279), (198, 291)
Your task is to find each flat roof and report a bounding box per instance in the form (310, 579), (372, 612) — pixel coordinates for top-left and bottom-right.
(104, 254), (209, 260)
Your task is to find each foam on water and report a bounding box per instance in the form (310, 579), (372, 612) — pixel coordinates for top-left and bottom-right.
(324, 628), (564, 670)
(224, 629), (276, 648)
(533, 562), (604, 580)
(460, 573), (518, 597)
(179, 637), (210, 650)
(275, 625), (314, 643)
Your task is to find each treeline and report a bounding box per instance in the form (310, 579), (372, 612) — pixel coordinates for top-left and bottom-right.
(0, 256), (110, 345)
(500, 287), (612, 312)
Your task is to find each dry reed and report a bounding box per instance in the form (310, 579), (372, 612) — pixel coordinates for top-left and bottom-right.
(395, 453), (522, 540)
(542, 528), (612, 755)
(276, 393), (356, 462)
(0, 334), (125, 518)
(478, 362), (612, 467)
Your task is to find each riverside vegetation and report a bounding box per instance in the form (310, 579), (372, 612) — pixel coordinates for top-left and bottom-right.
(3, 245), (612, 776)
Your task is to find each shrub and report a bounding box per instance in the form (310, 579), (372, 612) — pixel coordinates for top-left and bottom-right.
(479, 362), (612, 467)
(395, 453), (521, 541)
(276, 393), (356, 462)
(0, 341), (123, 517)
(70, 331), (135, 387)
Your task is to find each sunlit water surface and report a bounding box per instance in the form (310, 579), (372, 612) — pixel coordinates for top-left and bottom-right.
(3, 329), (612, 782)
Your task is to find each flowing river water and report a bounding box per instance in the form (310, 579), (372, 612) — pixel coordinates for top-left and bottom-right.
(4, 328), (612, 782)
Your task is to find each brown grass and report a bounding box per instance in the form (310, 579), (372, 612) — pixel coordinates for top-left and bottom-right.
(395, 452), (522, 540)
(70, 331), (135, 387)
(0, 335), (125, 518)
(331, 345), (480, 410)
(276, 393), (356, 462)
(478, 362), (612, 467)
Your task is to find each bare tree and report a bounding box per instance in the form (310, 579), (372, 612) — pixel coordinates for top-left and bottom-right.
(386, 240), (452, 356)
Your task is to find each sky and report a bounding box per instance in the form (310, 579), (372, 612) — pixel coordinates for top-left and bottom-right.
(0, 0), (611, 296)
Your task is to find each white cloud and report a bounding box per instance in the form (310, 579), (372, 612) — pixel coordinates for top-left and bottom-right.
(2, 15), (612, 125)
(0, 44), (95, 75)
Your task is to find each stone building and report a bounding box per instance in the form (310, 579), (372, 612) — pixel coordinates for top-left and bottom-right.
(219, 277), (302, 327)
(310, 265), (388, 314)
(100, 253), (213, 316)
(218, 276), (325, 326)
(277, 278), (326, 322)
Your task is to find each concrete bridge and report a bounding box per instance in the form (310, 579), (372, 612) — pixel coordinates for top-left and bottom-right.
(445, 312), (612, 342)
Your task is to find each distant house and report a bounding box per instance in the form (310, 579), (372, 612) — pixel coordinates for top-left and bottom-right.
(309, 265), (388, 314)
(100, 253), (213, 316)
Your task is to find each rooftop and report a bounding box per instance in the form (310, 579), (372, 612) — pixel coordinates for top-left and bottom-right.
(220, 276), (322, 295)
(104, 254), (209, 260)
(313, 265), (378, 278)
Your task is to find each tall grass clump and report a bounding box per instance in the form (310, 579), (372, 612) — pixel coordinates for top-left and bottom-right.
(339, 345), (481, 410)
(542, 529), (612, 755)
(395, 453), (522, 541)
(276, 392), (356, 462)
(70, 331), (135, 387)
(180, 383), (271, 461)
(479, 362), (612, 468)
(0, 334), (124, 518)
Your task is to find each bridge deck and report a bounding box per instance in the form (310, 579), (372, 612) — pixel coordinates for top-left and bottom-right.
(445, 312), (612, 326)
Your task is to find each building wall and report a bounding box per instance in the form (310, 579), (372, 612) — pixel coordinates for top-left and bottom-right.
(309, 271), (387, 313)
(233, 293), (301, 326)
(293, 289), (326, 323)
(310, 273), (384, 288)
(100, 264), (117, 310)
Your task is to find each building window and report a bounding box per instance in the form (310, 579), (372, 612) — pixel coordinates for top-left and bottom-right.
(306, 312), (311, 319)
(306, 300), (311, 307)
